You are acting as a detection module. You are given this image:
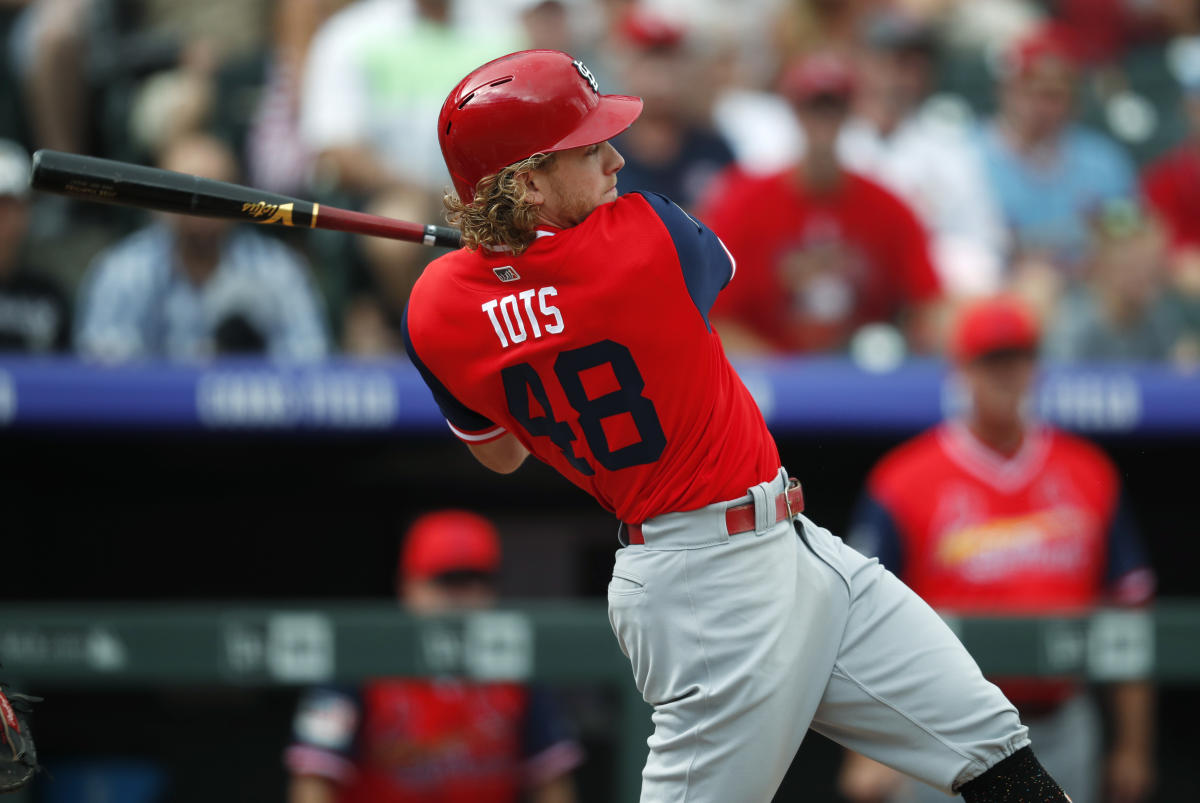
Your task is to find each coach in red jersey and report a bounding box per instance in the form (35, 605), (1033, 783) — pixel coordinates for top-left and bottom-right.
(840, 296), (1156, 803)
(285, 510), (582, 803)
(701, 52), (943, 356)
(405, 49), (1074, 803)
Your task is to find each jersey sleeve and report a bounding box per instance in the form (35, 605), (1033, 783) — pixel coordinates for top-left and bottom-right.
(634, 191), (736, 330)
(402, 304), (508, 443)
(521, 686), (584, 787)
(845, 491), (905, 576)
(1103, 492), (1156, 606)
(283, 686), (362, 783)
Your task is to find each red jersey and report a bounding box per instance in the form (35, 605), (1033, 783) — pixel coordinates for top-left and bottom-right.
(1142, 145), (1200, 252)
(849, 421), (1155, 706)
(701, 167), (940, 353)
(286, 680), (582, 803)
(403, 192), (780, 523)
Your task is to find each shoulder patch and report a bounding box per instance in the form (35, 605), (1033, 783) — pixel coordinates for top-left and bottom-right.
(294, 691), (358, 751)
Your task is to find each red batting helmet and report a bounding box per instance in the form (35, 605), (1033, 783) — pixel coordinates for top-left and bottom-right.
(438, 50), (643, 202)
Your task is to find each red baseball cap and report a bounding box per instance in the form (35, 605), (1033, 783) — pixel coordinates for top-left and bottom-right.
(780, 52), (856, 104)
(951, 296), (1040, 363)
(1007, 23), (1079, 82)
(399, 510), (502, 582)
(618, 8), (686, 51)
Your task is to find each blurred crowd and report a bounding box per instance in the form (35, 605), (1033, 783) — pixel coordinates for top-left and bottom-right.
(2, 0), (1200, 366)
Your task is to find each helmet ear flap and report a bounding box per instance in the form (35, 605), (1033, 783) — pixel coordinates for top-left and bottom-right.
(438, 49), (642, 203)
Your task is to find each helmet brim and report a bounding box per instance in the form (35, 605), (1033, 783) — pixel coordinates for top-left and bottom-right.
(546, 94), (644, 153)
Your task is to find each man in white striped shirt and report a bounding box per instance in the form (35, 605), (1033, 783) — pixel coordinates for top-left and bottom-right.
(76, 134), (329, 362)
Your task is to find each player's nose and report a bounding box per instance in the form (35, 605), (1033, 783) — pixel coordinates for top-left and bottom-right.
(604, 141), (625, 173)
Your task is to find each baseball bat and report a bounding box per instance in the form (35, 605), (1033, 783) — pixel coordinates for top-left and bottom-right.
(29, 149), (463, 248)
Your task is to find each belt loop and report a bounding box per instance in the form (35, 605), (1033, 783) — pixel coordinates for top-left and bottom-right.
(779, 467), (794, 520)
(747, 480), (774, 535)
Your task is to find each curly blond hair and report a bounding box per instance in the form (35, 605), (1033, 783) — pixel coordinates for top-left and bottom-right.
(444, 152), (557, 254)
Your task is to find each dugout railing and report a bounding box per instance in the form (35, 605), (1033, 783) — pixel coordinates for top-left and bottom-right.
(0, 602), (1188, 802)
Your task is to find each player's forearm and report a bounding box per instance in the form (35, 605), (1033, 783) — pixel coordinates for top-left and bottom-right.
(468, 433), (530, 474)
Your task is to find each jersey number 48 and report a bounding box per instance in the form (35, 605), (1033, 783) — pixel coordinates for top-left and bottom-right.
(501, 339), (666, 476)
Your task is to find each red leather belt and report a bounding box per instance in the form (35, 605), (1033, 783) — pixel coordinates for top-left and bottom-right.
(626, 480), (804, 545)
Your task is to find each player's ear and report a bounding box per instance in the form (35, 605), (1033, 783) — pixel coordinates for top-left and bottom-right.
(518, 169), (546, 207)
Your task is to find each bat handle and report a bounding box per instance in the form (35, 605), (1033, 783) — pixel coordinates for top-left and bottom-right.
(425, 224), (463, 249)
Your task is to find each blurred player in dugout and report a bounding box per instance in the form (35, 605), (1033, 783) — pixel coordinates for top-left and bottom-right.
(285, 510), (583, 803)
(838, 296), (1156, 803)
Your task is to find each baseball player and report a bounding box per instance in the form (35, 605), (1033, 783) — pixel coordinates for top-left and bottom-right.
(285, 510), (582, 803)
(839, 296), (1156, 803)
(403, 49), (1071, 802)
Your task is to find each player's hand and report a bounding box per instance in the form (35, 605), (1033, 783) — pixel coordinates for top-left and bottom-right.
(1105, 745), (1154, 803)
(838, 751), (906, 803)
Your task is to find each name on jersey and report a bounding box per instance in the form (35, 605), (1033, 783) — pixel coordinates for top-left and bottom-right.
(482, 286), (563, 348)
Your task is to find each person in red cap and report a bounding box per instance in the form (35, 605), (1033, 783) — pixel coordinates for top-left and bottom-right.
(608, 8), (737, 211)
(397, 509), (504, 611)
(700, 51), (944, 356)
(405, 49), (1073, 803)
(839, 295), (1157, 803)
(285, 510), (583, 803)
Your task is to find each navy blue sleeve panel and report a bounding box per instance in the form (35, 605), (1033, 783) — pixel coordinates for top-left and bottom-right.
(845, 493), (905, 576)
(1104, 492), (1156, 603)
(401, 303), (498, 434)
(521, 686), (575, 757)
(635, 191), (735, 331)
(521, 685), (584, 785)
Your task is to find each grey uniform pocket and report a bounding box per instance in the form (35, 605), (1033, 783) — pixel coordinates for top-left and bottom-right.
(608, 569), (646, 597)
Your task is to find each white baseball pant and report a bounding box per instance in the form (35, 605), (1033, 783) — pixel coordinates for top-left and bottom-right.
(607, 468), (1030, 802)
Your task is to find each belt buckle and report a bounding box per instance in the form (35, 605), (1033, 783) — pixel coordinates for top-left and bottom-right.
(784, 478), (796, 521)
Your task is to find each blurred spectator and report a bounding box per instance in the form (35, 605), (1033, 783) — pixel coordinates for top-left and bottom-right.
(923, 0), (1045, 56)
(610, 8), (735, 210)
(18, 0), (91, 154)
(773, 0), (879, 63)
(1044, 200), (1199, 364)
(1142, 65), (1200, 298)
(1053, 0), (1170, 66)
(0, 3), (33, 145)
(298, 0), (521, 199)
(75, 133), (329, 361)
(0, 139), (71, 352)
(342, 186), (438, 356)
(285, 510), (583, 803)
(975, 25), (1139, 273)
(515, 0), (584, 53)
(839, 10), (1007, 297)
(702, 52), (942, 356)
(709, 0), (880, 174)
(126, 38), (220, 161)
(14, 0), (273, 158)
(246, 0), (348, 196)
(839, 296), (1157, 803)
